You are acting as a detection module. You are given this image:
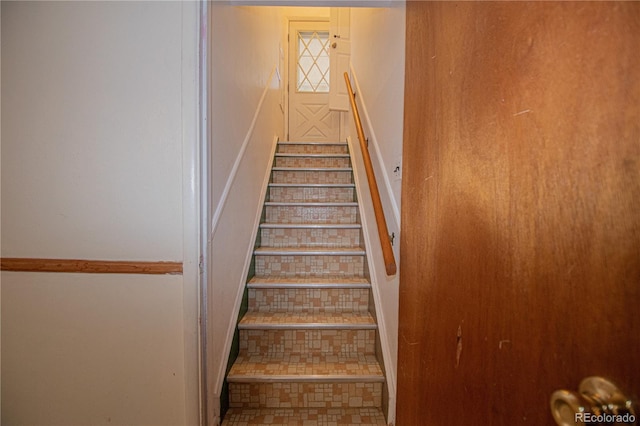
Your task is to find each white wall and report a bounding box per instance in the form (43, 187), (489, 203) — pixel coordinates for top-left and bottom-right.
(348, 4), (406, 424)
(207, 5), (284, 424)
(1, 2), (200, 425)
(2, 273), (187, 425)
(350, 6), (405, 216)
(210, 6), (285, 209)
(2, 2), (184, 260)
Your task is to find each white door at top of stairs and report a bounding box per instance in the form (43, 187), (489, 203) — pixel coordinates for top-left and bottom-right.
(288, 20), (339, 142)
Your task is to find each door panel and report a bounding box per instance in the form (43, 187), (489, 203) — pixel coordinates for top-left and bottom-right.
(399, 2), (640, 425)
(329, 8), (350, 112)
(288, 21), (339, 142)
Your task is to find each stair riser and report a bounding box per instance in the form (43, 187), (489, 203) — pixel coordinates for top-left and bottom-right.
(272, 170), (353, 184)
(255, 255), (365, 278)
(239, 329), (375, 356)
(265, 206), (358, 224)
(229, 382), (382, 409)
(277, 144), (349, 154)
(275, 157), (351, 168)
(260, 227), (361, 248)
(268, 187), (355, 203)
(248, 288), (370, 313)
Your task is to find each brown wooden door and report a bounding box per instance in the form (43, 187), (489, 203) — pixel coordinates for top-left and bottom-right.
(398, 2), (640, 425)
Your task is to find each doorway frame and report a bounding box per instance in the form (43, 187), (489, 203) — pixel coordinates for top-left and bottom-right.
(197, 0), (209, 425)
(201, 2), (401, 425)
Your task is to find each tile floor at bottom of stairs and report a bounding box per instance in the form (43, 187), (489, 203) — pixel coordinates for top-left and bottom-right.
(222, 407), (386, 426)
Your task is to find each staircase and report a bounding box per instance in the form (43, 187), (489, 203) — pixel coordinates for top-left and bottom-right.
(222, 141), (387, 425)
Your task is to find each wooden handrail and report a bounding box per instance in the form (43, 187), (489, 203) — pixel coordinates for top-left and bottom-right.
(0, 258), (183, 275)
(344, 72), (397, 276)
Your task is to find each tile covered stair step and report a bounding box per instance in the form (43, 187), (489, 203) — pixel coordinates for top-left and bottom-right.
(222, 407), (386, 426)
(228, 382), (384, 410)
(271, 167), (354, 184)
(273, 153), (352, 168)
(276, 141), (350, 154)
(239, 329), (376, 357)
(238, 311), (376, 328)
(247, 287), (370, 313)
(227, 353), (384, 382)
(259, 223), (362, 249)
(264, 202), (359, 225)
(247, 276), (371, 288)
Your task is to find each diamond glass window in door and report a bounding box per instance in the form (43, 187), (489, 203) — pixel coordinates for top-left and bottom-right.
(297, 31), (330, 93)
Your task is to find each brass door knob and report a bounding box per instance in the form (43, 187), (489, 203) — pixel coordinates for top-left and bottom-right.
(550, 377), (636, 425)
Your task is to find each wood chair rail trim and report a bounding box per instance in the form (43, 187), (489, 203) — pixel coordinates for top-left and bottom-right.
(0, 258), (183, 275)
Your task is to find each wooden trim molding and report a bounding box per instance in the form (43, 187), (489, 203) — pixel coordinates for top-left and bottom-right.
(0, 258), (183, 275)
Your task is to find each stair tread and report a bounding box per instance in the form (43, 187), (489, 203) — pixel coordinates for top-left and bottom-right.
(265, 201), (358, 206)
(268, 183), (355, 187)
(272, 166), (353, 171)
(260, 223), (361, 229)
(222, 407), (386, 426)
(279, 141), (347, 145)
(254, 247), (365, 256)
(248, 276), (370, 288)
(275, 153), (350, 158)
(239, 311), (376, 329)
(227, 353), (384, 382)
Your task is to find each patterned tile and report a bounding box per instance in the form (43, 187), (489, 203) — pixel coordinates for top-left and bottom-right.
(222, 408), (387, 425)
(248, 276), (370, 287)
(265, 205), (358, 224)
(227, 353), (383, 379)
(272, 170), (353, 184)
(239, 311), (376, 328)
(260, 227), (361, 248)
(254, 254), (365, 278)
(228, 382), (383, 409)
(277, 143), (349, 154)
(248, 288), (370, 313)
(228, 141), (386, 423)
(274, 156), (351, 168)
(239, 329), (376, 356)
(268, 186), (355, 203)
